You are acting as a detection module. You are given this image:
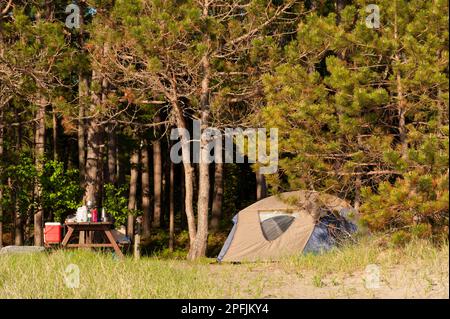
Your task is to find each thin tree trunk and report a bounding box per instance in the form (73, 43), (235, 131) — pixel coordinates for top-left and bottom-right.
(78, 73), (88, 185)
(256, 172), (267, 200)
(97, 126), (105, 209)
(180, 165), (186, 229)
(13, 186), (23, 246)
(107, 123), (117, 185)
(13, 110), (23, 245)
(52, 106), (58, 161)
(210, 162), (224, 232)
(85, 116), (99, 204)
(85, 66), (102, 204)
(188, 21), (211, 259)
(141, 141), (152, 236)
(169, 162), (175, 251)
(34, 99), (46, 246)
(152, 138), (162, 228)
(127, 148), (139, 238)
(170, 98), (196, 245)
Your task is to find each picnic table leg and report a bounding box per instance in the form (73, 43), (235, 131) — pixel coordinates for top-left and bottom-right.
(61, 227), (74, 247)
(86, 231), (92, 244)
(80, 230), (87, 245)
(104, 230), (124, 259)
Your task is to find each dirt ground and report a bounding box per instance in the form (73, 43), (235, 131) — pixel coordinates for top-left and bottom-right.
(209, 262), (449, 299)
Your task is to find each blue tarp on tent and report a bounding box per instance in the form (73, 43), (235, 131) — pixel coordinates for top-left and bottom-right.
(303, 211), (357, 254)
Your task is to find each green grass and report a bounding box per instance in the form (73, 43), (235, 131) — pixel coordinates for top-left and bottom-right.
(280, 236), (449, 276)
(0, 250), (223, 298)
(0, 237), (448, 298)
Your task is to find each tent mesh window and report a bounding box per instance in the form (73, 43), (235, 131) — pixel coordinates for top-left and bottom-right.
(258, 211), (298, 241)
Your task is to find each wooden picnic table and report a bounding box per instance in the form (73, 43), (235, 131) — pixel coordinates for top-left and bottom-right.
(61, 222), (124, 259)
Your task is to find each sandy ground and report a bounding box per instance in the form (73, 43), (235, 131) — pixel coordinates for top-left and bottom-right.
(209, 262), (449, 299)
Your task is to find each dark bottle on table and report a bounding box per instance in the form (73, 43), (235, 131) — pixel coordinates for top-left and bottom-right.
(101, 207), (107, 222)
(87, 201), (93, 222)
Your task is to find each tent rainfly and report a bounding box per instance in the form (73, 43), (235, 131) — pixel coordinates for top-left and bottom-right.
(217, 190), (357, 262)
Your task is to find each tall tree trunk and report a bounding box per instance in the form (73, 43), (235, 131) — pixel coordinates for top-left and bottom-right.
(97, 126), (105, 209)
(180, 165), (186, 229)
(78, 73), (89, 185)
(52, 106), (58, 161)
(77, 10), (88, 185)
(127, 148), (139, 238)
(107, 123), (117, 185)
(170, 98), (196, 245)
(188, 21), (211, 259)
(34, 99), (46, 246)
(141, 141), (152, 236)
(13, 110), (23, 245)
(85, 116), (99, 204)
(13, 178), (23, 246)
(169, 162), (175, 251)
(152, 138), (162, 228)
(256, 172), (267, 200)
(85, 63), (103, 204)
(210, 162), (224, 232)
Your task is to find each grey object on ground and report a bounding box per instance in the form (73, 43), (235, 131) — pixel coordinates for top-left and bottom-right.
(0, 246), (46, 255)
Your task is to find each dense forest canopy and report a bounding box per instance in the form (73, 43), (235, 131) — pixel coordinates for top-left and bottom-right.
(0, 0), (448, 259)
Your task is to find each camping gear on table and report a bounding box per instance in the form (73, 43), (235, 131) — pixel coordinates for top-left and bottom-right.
(217, 190), (358, 262)
(92, 208), (98, 222)
(86, 200), (93, 222)
(44, 222), (63, 244)
(65, 214), (77, 223)
(76, 206), (88, 222)
(101, 207), (109, 222)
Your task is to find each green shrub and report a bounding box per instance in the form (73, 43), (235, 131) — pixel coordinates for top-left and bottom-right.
(40, 160), (84, 222)
(103, 183), (131, 227)
(360, 172), (449, 244)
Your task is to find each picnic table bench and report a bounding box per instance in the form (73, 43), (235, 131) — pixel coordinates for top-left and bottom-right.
(61, 222), (124, 259)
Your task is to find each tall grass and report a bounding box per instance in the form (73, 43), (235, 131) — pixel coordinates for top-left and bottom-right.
(0, 250), (223, 298)
(0, 237), (448, 298)
(280, 236), (449, 276)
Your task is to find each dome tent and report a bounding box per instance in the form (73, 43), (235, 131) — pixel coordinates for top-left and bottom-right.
(217, 190), (357, 262)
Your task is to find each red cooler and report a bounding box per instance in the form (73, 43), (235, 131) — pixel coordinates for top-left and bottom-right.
(44, 222), (63, 244)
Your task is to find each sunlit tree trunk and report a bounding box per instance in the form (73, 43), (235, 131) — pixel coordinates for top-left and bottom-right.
(141, 141), (151, 236)
(188, 23), (211, 259)
(12, 178), (23, 246)
(34, 98), (46, 246)
(210, 162), (224, 232)
(84, 113), (99, 204)
(107, 123), (117, 185)
(78, 73), (89, 186)
(13, 110), (23, 245)
(52, 106), (58, 161)
(127, 148), (139, 238)
(152, 138), (162, 228)
(171, 98), (196, 245)
(169, 162), (175, 251)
